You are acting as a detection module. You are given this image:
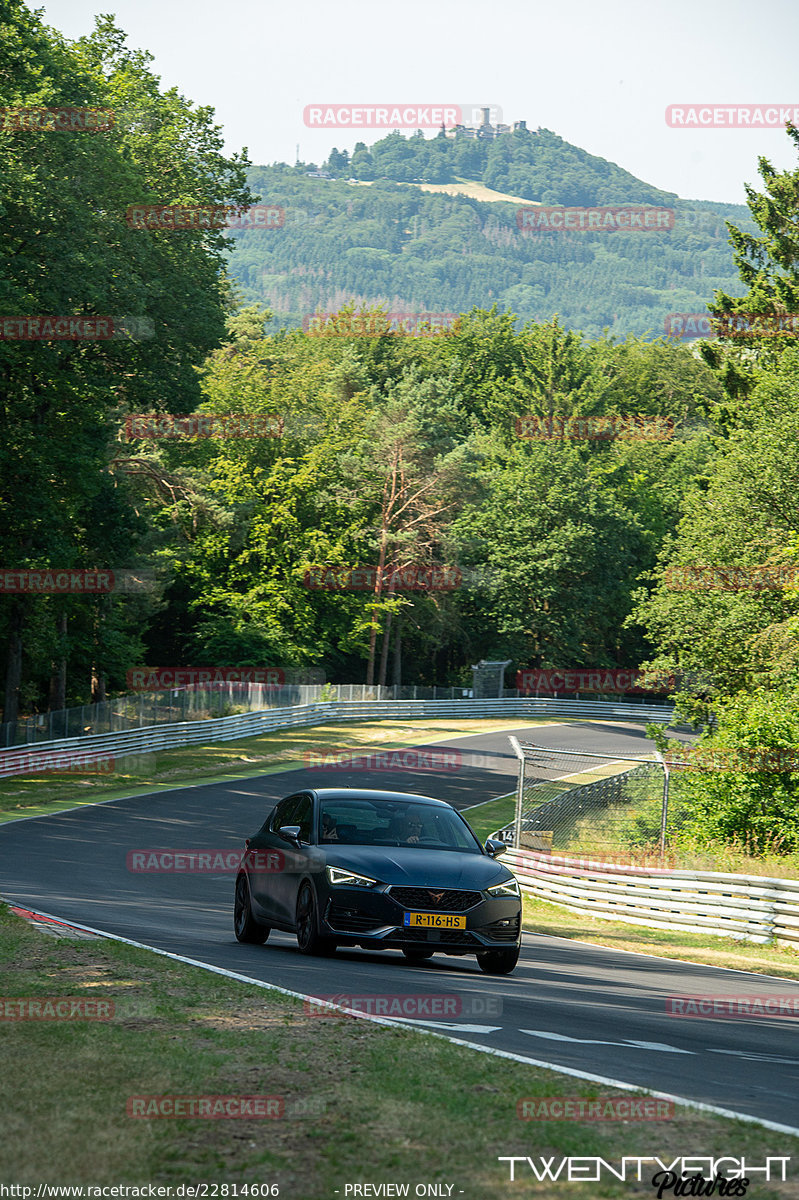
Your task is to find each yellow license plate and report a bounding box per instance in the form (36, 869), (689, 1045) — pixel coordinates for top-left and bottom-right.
(403, 912), (466, 930)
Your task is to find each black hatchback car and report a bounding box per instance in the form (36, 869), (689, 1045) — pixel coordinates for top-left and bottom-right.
(234, 788), (522, 974)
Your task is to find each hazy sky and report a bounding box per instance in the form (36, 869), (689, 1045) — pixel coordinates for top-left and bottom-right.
(31, 0), (799, 204)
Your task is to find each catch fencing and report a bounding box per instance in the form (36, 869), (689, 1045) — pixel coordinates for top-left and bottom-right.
(0, 682), (672, 749)
(0, 698), (673, 779)
(504, 738), (669, 859)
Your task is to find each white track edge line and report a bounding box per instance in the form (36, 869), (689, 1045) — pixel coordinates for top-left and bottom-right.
(7, 900), (799, 1140)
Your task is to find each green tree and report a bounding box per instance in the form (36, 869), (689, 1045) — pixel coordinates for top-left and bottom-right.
(0, 5), (254, 716)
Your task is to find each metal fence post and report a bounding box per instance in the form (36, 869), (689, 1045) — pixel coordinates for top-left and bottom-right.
(509, 735), (525, 849)
(654, 749), (669, 861)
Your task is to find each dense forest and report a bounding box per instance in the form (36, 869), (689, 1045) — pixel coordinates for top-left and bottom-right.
(227, 142), (756, 341)
(4, 3), (799, 849)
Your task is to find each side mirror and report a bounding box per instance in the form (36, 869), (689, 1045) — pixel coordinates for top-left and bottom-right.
(279, 825), (301, 844)
(485, 838), (507, 858)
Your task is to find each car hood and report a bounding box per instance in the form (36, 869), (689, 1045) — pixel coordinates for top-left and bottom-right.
(323, 845), (513, 889)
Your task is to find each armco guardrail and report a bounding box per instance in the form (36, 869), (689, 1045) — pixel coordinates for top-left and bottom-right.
(0, 698), (673, 779)
(502, 846), (799, 947)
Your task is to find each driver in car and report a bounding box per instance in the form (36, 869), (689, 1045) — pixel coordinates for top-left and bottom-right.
(392, 813), (423, 843)
(321, 813), (339, 841)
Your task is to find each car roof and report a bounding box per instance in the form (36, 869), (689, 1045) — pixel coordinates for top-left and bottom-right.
(310, 788), (453, 809)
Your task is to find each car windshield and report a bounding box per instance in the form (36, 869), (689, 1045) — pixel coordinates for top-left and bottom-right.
(318, 799), (481, 852)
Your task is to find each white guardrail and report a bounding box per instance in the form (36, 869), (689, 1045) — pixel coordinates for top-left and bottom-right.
(7, 695), (798, 948)
(0, 698), (673, 779)
(502, 847), (799, 948)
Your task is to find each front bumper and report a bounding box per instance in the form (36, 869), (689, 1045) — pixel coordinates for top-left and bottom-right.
(322, 884), (521, 952)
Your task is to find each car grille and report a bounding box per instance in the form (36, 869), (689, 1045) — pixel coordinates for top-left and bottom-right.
(327, 903), (383, 933)
(400, 927), (479, 946)
(389, 887), (483, 912)
(476, 915), (520, 943)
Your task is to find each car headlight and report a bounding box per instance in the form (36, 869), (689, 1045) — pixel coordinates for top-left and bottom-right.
(486, 877), (520, 898)
(326, 866), (379, 888)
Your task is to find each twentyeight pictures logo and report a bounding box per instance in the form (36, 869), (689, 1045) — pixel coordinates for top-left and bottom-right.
(498, 1156), (788, 1183)
(303, 104), (501, 129)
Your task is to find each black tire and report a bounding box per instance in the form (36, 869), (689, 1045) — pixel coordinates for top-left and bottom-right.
(295, 882), (337, 956)
(234, 873), (269, 944)
(402, 947), (435, 962)
(476, 946), (520, 975)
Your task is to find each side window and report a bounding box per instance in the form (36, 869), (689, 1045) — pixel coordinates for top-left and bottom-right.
(270, 795), (300, 833)
(294, 796), (313, 843)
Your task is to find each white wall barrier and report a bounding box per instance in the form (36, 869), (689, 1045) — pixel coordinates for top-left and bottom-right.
(502, 846), (799, 948)
(0, 698), (673, 780)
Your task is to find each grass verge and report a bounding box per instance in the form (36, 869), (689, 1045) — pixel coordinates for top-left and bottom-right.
(0, 717), (558, 824)
(463, 792), (516, 842)
(522, 894), (799, 981)
(2, 902), (798, 1197)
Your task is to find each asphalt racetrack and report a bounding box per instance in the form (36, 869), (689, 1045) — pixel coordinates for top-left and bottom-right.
(2, 721), (798, 1131)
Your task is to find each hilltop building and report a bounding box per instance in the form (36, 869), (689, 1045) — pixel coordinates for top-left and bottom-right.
(443, 108), (529, 140)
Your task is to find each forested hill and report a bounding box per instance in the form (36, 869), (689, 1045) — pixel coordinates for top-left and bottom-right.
(327, 126), (676, 204)
(228, 127), (755, 341)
